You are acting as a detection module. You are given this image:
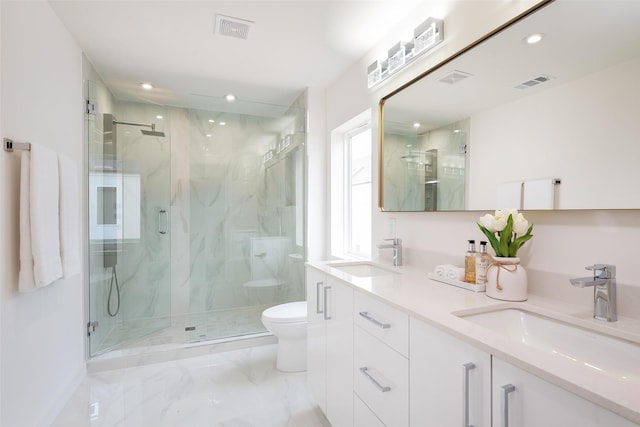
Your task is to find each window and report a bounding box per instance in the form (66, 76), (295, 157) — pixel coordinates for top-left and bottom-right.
(346, 126), (372, 256)
(330, 110), (372, 259)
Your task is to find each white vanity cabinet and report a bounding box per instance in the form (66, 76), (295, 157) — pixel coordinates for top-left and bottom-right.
(353, 291), (409, 427)
(492, 357), (638, 427)
(307, 261), (640, 427)
(306, 266), (354, 427)
(410, 317), (491, 427)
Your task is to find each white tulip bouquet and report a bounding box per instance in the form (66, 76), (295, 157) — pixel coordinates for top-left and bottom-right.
(477, 209), (534, 258)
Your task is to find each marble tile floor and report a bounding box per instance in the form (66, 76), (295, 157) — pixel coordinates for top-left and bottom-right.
(53, 344), (331, 427)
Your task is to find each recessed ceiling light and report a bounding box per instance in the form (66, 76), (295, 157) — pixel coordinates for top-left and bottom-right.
(140, 82), (154, 90)
(219, 122), (227, 126)
(524, 33), (544, 45)
(453, 129), (461, 133)
(225, 94), (236, 102)
(413, 122), (421, 128)
(156, 115), (163, 119)
(206, 134), (212, 138)
(208, 119), (215, 123)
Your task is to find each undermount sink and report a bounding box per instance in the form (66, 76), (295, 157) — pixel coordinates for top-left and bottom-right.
(327, 261), (397, 278)
(456, 308), (640, 380)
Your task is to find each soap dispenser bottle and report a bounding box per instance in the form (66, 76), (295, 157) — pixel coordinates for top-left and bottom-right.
(464, 240), (477, 283)
(475, 241), (491, 285)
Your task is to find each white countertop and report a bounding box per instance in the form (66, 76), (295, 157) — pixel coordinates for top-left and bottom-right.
(306, 260), (640, 425)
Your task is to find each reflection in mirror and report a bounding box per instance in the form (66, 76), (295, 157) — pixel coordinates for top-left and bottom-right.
(380, 0), (640, 211)
(383, 118), (468, 211)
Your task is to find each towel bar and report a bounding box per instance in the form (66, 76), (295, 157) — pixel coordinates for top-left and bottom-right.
(4, 138), (31, 152)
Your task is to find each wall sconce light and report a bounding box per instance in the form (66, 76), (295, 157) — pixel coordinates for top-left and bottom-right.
(368, 17), (444, 89)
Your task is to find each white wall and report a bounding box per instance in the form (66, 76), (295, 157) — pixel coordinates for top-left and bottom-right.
(0, 3), (4, 422)
(306, 87), (328, 261)
(1, 2), (85, 426)
(325, 0), (640, 318)
(468, 58), (640, 210)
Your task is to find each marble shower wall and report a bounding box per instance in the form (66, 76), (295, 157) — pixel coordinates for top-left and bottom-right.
(383, 132), (423, 211)
(185, 102), (306, 314)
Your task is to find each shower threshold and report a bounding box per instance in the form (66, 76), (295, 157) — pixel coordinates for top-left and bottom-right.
(89, 305), (276, 372)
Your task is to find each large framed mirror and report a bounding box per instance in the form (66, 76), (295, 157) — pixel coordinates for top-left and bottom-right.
(379, 0), (640, 212)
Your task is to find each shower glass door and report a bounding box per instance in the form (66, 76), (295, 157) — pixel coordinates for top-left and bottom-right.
(87, 79), (172, 356)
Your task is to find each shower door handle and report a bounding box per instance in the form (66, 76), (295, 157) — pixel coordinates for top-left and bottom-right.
(158, 209), (169, 235)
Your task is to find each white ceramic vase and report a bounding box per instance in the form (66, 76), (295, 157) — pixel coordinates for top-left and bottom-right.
(486, 257), (528, 301)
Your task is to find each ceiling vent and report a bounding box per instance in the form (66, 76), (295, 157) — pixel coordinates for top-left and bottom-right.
(515, 75), (553, 90)
(438, 70), (474, 85)
(215, 14), (253, 40)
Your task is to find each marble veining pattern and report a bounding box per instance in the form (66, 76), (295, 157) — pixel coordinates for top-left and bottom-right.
(53, 345), (330, 427)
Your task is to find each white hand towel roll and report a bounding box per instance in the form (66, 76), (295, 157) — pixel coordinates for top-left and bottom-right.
(434, 264), (447, 276)
(446, 266), (465, 281)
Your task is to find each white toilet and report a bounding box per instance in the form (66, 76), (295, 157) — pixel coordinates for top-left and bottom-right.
(261, 301), (307, 372)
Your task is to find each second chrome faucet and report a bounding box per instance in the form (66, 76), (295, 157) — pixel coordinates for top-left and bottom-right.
(378, 238), (402, 267)
(570, 264), (617, 322)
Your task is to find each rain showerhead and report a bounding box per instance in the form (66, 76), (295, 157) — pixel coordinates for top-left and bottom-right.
(141, 127), (166, 137)
(112, 119), (166, 137)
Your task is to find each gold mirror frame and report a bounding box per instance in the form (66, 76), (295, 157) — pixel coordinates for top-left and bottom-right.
(378, 0), (640, 212)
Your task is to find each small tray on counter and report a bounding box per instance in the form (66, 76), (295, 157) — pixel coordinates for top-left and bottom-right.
(427, 273), (486, 292)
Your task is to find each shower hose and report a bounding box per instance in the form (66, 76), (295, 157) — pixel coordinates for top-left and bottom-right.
(107, 265), (121, 317)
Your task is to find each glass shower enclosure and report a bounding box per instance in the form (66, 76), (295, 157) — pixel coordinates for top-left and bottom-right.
(86, 79), (306, 356)
(87, 80), (172, 355)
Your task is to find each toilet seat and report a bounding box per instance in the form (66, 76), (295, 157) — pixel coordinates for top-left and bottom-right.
(262, 301), (307, 323)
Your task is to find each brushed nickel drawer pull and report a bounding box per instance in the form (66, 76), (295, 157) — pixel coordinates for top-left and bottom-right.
(359, 311), (391, 329)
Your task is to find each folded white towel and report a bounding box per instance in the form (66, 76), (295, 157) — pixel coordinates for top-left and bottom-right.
(446, 266), (465, 281)
(434, 264), (448, 276)
(18, 151), (36, 292)
(22, 144), (63, 289)
(58, 154), (80, 278)
(434, 264), (465, 281)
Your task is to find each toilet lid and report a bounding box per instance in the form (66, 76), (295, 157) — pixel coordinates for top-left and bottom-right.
(262, 301), (307, 323)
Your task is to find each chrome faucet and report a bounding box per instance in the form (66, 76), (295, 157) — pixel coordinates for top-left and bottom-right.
(377, 238), (402, 267)
(569, 264), (617, 322)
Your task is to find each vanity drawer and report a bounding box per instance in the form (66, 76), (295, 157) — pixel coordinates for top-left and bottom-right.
(354, 325), (409, 427)
(354, 393), (386, 427)
(354, 291), (409, 357)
